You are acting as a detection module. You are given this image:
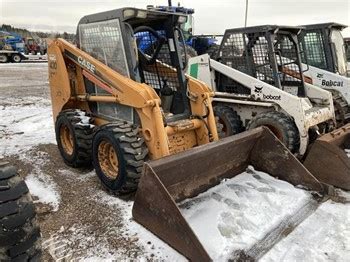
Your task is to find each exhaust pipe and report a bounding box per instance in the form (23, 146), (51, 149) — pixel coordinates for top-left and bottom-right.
(132, 127), (324, 260)
(304, 123), (350, 190)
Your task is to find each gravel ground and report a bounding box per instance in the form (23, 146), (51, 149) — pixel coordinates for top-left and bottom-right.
(1, 62), (349, 261)
(0, 63), (183, 261)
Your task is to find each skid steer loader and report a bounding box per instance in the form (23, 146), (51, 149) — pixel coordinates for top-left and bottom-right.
(296, 23), (350, 126)
(48, 9), (330, 260)
(188, 25), (350, 190)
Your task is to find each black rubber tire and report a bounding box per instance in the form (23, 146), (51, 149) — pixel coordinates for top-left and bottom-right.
(332, 91), (350, 127)
(11, 54), (22, 63)
(0, 162), (41, 261)
(213, 105), (243, 138)
(247, 111), (300, 153)
(92, 122), (148, 194)
(0, 54), (8, 63)
(206, 44), (220, 59)
(55, 109), (94, 168)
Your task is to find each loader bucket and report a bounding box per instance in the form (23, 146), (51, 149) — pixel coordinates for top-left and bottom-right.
(304, 123), (350, 190)
(132, 127), (324, 261)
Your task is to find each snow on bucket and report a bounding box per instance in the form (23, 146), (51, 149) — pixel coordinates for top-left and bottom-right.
(132, 127), (324, 261)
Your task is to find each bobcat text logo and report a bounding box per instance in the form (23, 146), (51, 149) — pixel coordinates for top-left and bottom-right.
(263, 94), (281, 101)
(316, 73), (324, 79)
(254, 85), (263, 93)
(78, 56), (96, 74)
(321, 80), (343, 87)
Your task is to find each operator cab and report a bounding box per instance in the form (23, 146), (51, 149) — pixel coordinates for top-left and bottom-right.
(299, 23), (348, 76)
(216, 25), (307, 97)
(76, 8), (190, 123)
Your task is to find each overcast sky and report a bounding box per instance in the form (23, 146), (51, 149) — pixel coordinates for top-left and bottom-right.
(0, 0), (349, 36)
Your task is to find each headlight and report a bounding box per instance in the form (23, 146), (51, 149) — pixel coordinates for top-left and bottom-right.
(123, 9), (136, 18)
(136, 11), (147, 19)
(178, 16), (187, 24)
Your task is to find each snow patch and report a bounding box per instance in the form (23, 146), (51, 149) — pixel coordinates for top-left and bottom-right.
(26, 173), (60, 211)
(24, 151), (61, 211)
(345, 149), (350, 158)
(179, 167), (312, 261)
(261, 191), (350, 261)
(58, 169), (95, 182)
(92, 190), (186, 261)
(0, 96), (55, 157)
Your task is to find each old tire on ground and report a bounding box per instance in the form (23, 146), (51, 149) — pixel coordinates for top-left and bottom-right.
(11, 54), (22, 63)
(55, 109), (94, 168)
(0, 54), (8, 63)
(214, 105), (243, 138)
(0, 162), (41, 261)
(92, 122), (148, 194)
(247, 111), (300, 153)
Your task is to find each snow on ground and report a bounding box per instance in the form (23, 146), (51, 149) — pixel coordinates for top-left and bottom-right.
(261, 192), (350, 262)
(346, 149), (350, 158)
(24, 151), (61, 211)
(90, 190), (186, 261)
(0, 96), (55, 157)
(179, 167), (312, 261)
(26, 173), (60, 211)
(1, 63), (349, 261)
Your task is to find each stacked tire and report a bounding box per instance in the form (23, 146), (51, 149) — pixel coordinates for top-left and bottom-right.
(0, 162), (41, 261)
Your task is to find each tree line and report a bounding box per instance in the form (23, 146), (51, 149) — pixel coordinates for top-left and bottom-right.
(0, 24), (76, 41)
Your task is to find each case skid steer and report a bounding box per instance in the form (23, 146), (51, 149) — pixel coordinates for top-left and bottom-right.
(188, 25), (350, 190)
(296, 23), (350, 126)
(48, 9), (328, 260)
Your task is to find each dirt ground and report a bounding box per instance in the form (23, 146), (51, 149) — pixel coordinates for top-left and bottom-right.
(0, 63), (181, 261)
(1, 63), (349, 262)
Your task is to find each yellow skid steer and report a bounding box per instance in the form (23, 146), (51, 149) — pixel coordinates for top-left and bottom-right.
(48, 8), (330, 261)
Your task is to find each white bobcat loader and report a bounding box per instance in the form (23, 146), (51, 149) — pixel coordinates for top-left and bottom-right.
(188, 25), (350, 190)
(296, 23), (350, 126)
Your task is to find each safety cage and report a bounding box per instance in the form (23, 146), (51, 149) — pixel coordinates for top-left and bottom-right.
(76, 8), (190, 123)
(299, 23), (348, 76)
(216, 25), (306, 97)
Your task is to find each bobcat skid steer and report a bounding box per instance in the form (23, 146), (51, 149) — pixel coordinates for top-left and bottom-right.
(188, 25), (350, 190)
(47, 8), (329, 260)
(297, 23), (350, 126)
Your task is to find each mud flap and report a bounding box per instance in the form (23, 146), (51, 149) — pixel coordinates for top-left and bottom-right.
(132, 127), (324, 261)
(304, 123), (350, 190)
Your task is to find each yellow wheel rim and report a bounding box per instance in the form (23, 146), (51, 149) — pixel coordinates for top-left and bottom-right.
(98, 140), (119, 180)
(60, 125), (74, 155)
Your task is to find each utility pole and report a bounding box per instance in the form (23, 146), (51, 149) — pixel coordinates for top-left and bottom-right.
(245, 0), (249, 27)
